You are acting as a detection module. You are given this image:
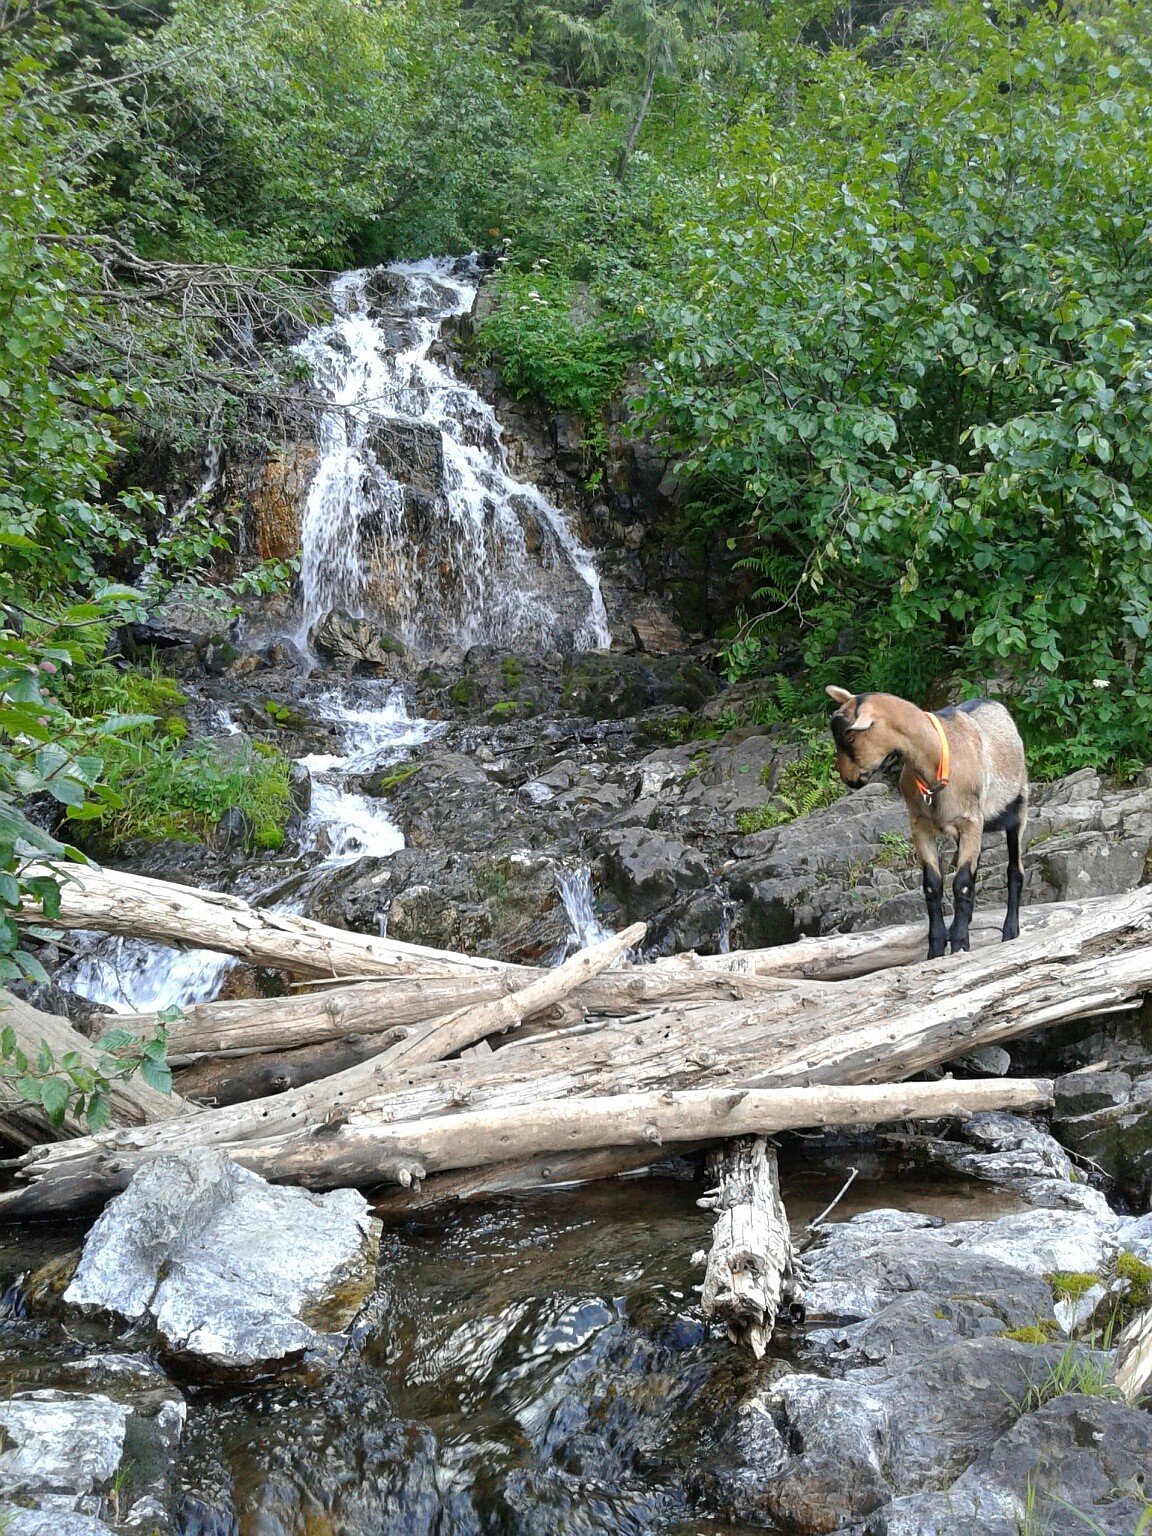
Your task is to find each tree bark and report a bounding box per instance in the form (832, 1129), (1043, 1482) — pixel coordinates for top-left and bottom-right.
(1115, 1304), (1152, 1405)
(697, 1137), (799, 1358)
(20, 863), (521, 980)
(143, 895), (1106, 1064)
(0, 1078), (1052, 1214)
(0, 988), (187, 1143)
(370, 1144), (702, 1215)
(4, 885), (1149, 1214)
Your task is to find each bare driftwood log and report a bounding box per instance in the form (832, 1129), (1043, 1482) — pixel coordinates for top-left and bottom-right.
(143, 895), (1111, 1065)
(0, 1078), (1052, 1216)
(370, 1144), (702, 1214)
(4, 886), (1148, 1214)
(1114, 1304), (1152, 1404)
(0, 989), (187, 1144)
(696, 1137), (800, 1358)
(20, 863), (518, 979)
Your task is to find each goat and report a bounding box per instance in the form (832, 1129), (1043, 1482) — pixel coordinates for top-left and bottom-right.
(825, 687), (1028, 960)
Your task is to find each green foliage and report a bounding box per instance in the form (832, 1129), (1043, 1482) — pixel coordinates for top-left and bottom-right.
(999, 1323), (1058, 1346)
(1116, 1251), (1152, 1311)
(0, 1012), (173, 1133)
(639, 0), (1152, 775)
(97, 734), (291, 850)
(736, 736), (842, 835)
(1019, 1344), (1117, 1414)
(374, 762), (420, 793)
(1048, 1271), (1103, 1302)
(477, 268), (633, 421)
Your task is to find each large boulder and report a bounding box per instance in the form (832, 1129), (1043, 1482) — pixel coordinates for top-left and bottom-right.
(878, 1395), (1152, 1536)
(65, 1149), (380, 1379)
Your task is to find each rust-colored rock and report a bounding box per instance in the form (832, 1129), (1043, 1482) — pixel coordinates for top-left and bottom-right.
(251, 447), (315, 561)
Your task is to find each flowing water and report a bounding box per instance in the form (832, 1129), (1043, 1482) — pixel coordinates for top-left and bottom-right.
(294, 256), (611, 656)
(60, 685), (437, 1013)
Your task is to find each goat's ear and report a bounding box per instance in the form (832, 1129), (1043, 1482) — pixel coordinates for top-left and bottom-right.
(825, 686), (853, 705)
(848, 715), (873, 732)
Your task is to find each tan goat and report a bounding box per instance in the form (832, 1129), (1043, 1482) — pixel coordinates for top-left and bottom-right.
(825, 687), (1028, 960)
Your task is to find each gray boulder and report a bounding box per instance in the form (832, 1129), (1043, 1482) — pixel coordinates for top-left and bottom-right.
(65, 1149), (380, 1377)
(0, 1391), (126, 1505)
(728, 1339), (1072, 1531)
(879, 1395), (1152, 1536)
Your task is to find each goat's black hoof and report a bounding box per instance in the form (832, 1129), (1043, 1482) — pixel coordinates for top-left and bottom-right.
(948, 937), (970, 954)
(1002, 924), (1020, 942)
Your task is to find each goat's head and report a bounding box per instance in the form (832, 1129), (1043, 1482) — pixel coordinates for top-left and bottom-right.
(825, 686), (904, 789)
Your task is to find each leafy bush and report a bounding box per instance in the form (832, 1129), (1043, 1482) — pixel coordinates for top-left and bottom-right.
(736, 736), (842, 834)
(98, 734), (292, 850)
(0, 1016), (172, 1133)
(640, 0), (1152, 775)
(477, 268), (634, 422)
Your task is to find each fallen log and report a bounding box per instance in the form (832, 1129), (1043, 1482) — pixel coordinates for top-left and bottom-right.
(20, 862), (518, 979)
(4, 885), (1148, 1214)
(0, 1077), (1053, 1214)
(0, 989), (187, 1143)
(371, 1144), (702, 1214)
(143, 895), (1109, 1065)
(696, 1136), (800, 1357)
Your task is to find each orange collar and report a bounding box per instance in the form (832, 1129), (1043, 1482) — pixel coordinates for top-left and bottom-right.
(914, 712), (950, 805)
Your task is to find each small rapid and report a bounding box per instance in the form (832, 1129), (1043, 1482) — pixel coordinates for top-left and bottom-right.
(60, 685), (436, 1013)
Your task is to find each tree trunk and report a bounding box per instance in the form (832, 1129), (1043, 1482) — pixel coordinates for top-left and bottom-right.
(126, 896), (1110, 1065)
(21, 863), (520, 980)
(0, 1078), (1052, 1216)
(5, 885), (1149, 1214)
(615, 59), (657, 179)
(697, 1137), (799, 1358)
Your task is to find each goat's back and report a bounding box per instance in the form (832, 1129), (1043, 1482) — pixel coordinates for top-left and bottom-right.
(941, 699), (1027, 818)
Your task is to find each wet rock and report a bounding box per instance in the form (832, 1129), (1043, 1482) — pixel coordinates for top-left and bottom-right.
(248, 445), (315, 561)
(0, 1390), (126, 1504)
(801, 1209), (1057, 1356)
(954, 1044), (1011, 1076)
(879, 1395), (1152, 1536)
(64, 1148), (380, 1378)
(365, 419), (444, 498)
(728, 1338), (1071, 1530)
(310, 609), (406, 672)
(1, 1513), (118, 1536)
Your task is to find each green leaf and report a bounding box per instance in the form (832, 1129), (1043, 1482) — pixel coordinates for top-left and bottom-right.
(39, 1077), (71, 1125)
(138, 1057), (172, 1095)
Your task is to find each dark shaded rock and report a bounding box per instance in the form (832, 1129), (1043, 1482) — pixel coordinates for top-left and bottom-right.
(1054, 1068), (1133, 1118)
(365, 419), (444, 498)
(880, 1395), (1152, 1536)
(600, 828), (711, 917)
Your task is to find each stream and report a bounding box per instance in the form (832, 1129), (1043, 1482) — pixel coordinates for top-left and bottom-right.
(9, 257), (1147, 1536)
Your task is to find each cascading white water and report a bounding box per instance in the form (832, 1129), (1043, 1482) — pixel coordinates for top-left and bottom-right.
(554, 867), (613, 962)
(294, 257), (612, 654)
(61, 687), (435, 1014)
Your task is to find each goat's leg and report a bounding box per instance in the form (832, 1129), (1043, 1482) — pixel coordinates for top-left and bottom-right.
(1003, 819), (1025, 941)
(913, 824), (947, 960)
(948, 818), (983, 954)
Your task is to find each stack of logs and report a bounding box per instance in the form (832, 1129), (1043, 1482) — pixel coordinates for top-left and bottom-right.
(4, 864), (1152, 1385)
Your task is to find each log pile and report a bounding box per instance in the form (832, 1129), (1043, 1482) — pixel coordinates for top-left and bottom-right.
(7, 864), (1152, 1350)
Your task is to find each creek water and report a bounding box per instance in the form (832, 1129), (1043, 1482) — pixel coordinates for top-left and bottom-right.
(0, 1161), (1023, 1536)
(6, 259), (1033, 1536)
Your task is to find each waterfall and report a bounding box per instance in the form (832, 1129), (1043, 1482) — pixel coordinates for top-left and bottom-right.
(294, 256), (612, 655)
(554, 867), (613, 962)
(60, 686), (436, 1014)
